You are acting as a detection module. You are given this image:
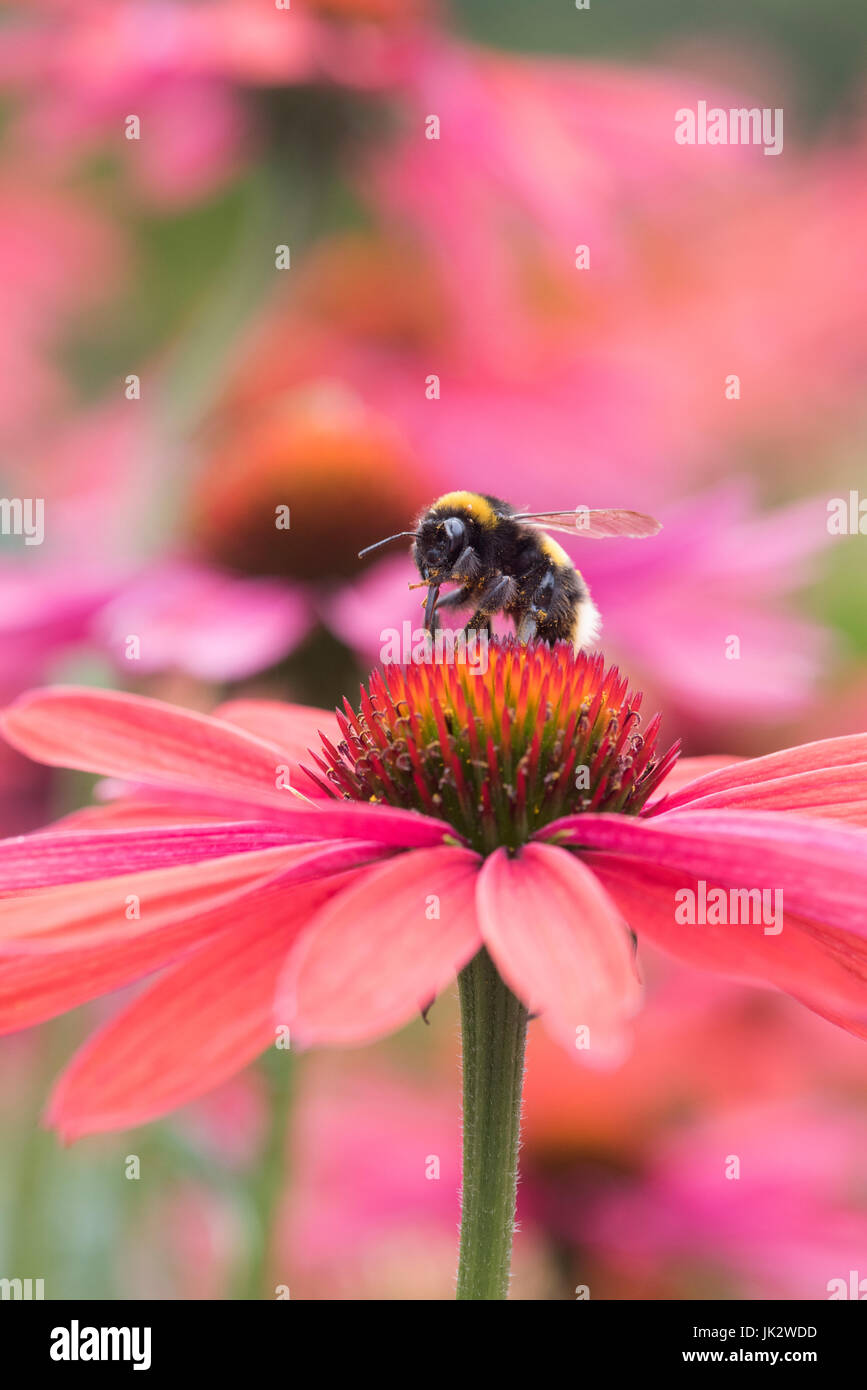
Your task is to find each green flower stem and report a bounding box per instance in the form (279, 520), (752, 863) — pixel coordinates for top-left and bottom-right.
(456, 947), (529, 1300)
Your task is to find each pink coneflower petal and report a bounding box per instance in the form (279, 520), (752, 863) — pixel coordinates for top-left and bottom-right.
(280, 847), (483, 1046)
(0, 840), (389, 950)
(476, 843), (642, 1058)
(588, 855), (867, 1019)
(0, 857), (303, 1034)
(659, 764), (867, 825)
(45, 875), (349, 1140)
(261, 800), (467, 848)
(1, 687), (460, 849)
(649, 756), (742, 801)
(81, 794), (460, 850)
(1, 686), (306, 812)
(794, 995), (867, 1042)
(214, 698), (341, 767)
(0, 822), (307, 889)
(52, 800), (247, 830)
(541, 810), (867, 936)
(659, 734), (867, 812)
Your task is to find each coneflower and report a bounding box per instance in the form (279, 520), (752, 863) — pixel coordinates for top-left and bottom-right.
(305, 643), (679, 848)
(1, 641), (866, 1298)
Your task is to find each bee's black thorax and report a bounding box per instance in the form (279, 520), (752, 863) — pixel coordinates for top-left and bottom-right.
(412, 491), (595, 648)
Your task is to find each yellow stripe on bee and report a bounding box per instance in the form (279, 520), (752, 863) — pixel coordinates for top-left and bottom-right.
(538, 532), (573, 569)
(431, 491), (498, 526)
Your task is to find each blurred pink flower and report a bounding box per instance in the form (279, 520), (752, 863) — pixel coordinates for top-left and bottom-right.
(0, 557), (310, 688)
(0, 483), (314, 832)
(1, 395), (312, 693)
(581, 1105), (867, 1300)
(520, 969), (867, 1298)
(93, 561), (311, 682)
(282, 1061), (459, 1297)
(602, 138), (867, 457)
(0, 566), (110, 686)
(0, 0), (435, 204)
(0, 564), (115, 835)
(369, 44), (867, 474)
(371, 47), (748, 370)
(521, 966), (867, 1160)
(584, 485), (835, 726)
(0, 175), (125, 438)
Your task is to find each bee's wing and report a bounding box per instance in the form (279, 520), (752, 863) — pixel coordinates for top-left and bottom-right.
(510, 508), (662, 539)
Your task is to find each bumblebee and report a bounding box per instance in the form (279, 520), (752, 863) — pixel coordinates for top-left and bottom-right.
(359, 490), (662, 648)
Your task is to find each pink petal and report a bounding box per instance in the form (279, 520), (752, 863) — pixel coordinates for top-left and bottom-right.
(650, 755), (743, 802)
(0, 841), (389, 950)
(84, 794), (460, 851)
(588, 853), (867, 1017)
(1, 688), (458, 848)
(45, 874), (346, 1139)
(280, 847), (482, 1046)
(215, 697), (342, 797)
(539, 810), (867, 936)
(0, 855), (294, 1035)
(52, 800), (243, 830)
(0, 822), (305, 889)
(1, 686), (307, 812)
(476, 843), (641, 1057)
(794, 995), (867, 1042)
(658, 734), (867, 812)
(656, 765), (867, 825)
(284, 801), (465, 847)
(214, 698), (341, 755)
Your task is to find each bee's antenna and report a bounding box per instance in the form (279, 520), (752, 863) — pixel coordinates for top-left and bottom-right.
(358, 531), (420, 559)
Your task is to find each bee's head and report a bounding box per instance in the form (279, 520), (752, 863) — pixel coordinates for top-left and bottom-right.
(413, 514), (466, 579)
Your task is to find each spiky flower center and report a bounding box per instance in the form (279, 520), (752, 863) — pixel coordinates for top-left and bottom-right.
(307, 640), (679, 854)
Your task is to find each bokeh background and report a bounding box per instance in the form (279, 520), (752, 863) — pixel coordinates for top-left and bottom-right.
(1, 0), (866, 1300)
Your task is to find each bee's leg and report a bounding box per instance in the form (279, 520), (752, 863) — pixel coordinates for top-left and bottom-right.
(427, 550), (482, 631)
(449, 546), (483, 584)
(462, 574), (516, 637)
(423, 582), (441, 631)
(425, 583), (472, 632)
(515, 612), (538, 643)
(479, 574), (518, 612)
(513, 570), (555, 644)
(463, 614), (492, 640)
(532, 569), (598, 648)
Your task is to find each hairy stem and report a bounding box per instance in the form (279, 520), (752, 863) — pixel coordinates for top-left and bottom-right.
(456, 947), (529, 1300)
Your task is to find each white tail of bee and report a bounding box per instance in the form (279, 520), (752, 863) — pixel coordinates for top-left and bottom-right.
(573, 594), (602, 651)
